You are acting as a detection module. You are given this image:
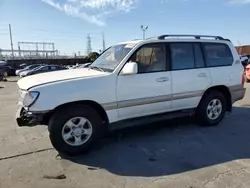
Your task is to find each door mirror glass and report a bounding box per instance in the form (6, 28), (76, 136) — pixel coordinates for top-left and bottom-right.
(120, 62), (138, 75)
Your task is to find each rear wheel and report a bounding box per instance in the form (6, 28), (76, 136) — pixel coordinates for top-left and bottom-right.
(48, 105), (105, 156)
(197, 91), (226, 126)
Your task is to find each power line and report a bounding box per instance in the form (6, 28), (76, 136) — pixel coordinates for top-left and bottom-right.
(0, 24), (106, 55)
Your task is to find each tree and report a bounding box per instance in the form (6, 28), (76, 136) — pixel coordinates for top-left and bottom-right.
(88, 52), (100, 62)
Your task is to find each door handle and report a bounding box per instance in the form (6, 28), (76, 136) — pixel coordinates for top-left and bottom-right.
(156, 77), (169, 82)
(197, 73), (207, 78)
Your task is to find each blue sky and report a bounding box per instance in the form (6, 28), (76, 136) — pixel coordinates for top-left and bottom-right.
(0, 0), (249, 55)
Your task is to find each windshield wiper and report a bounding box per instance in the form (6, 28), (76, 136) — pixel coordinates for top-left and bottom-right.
(89, 66), (104, 72)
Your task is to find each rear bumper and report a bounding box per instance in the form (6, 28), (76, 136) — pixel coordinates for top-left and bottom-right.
(16, 107), (50, 127)
(231, 87), (246, 104)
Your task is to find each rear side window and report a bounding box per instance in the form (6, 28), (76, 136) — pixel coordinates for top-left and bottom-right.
(170, 43), (194, 70)
(203, 43), (233, 67)
(51, 66), (58, 70)
(40, 66), (49, 71)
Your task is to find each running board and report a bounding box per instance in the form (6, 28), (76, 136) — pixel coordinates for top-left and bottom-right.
(109, 108), (196, 131)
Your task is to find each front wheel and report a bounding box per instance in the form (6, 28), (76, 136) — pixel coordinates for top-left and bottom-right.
(48, 105), (105, 156)
(197, 91), (226, 126)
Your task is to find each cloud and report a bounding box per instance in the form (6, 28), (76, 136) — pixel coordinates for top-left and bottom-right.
(41, 0), (137, 26)
(42, 0), (250, 26)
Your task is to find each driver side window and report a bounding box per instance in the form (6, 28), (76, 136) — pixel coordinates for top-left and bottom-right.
(130, 43), (167, 73)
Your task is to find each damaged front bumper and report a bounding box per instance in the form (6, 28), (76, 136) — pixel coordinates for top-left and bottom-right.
(16, 106), (49, 127)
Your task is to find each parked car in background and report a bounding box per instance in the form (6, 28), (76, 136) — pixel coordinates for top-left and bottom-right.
(16, 64), (42, 76)
(0, 66), (16, 76)
(0, 61), (7, 66)
(240, 55), (249, 69)
(20, 66), (42, 77)
(21, 65), (67, 77)
(66, 65), (77, 69)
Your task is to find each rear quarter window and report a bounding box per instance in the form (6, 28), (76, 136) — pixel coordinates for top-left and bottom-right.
(202, 43), (233, 67)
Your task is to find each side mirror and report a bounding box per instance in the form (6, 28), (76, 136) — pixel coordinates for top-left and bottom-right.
(120, 62), (138, 75)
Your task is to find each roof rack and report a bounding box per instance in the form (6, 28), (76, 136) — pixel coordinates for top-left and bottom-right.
(157, 34), (224, 40)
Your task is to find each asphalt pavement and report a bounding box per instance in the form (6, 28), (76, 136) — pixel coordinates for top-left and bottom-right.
(0, 80), (250, 188)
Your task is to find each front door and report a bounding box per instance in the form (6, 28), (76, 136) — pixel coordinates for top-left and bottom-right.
(116, 43), (172, 120)
(169, 42), (211, 110)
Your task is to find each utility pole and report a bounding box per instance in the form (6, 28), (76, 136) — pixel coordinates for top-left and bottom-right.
(9, 24), (14, 58)
(140, 25), (148, 40)
(86, 34), (92, 55)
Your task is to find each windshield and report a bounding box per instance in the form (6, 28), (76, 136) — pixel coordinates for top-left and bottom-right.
(27, 65), (39, 69)
(90, 43), (136, 72)
(32, 66), (43, 71)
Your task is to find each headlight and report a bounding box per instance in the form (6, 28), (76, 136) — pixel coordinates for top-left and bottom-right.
(23, 91), (40, 107)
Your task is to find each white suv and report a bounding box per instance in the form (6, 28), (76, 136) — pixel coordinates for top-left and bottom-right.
(16, 34), (246, 156)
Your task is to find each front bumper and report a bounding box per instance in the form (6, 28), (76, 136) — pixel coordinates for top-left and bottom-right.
(16, 106), (49, 127)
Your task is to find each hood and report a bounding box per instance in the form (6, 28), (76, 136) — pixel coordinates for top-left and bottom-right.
(17, 68), (108, 90)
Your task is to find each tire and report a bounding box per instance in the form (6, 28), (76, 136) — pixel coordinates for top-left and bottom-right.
(48, 105), (105, 156)
(3, 71), (8, 77)
(197, 91), (227, 126)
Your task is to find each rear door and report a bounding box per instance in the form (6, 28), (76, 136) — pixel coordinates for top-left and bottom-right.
(170, 42), (211, 110)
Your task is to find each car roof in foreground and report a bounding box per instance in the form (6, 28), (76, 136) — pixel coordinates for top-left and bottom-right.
(118, 40), (143, 45)
(118, 35), (231, 46)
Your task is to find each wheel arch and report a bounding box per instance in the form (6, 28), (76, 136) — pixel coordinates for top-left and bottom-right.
(200, 85), (232, 112)
(44, 100), (109, 125)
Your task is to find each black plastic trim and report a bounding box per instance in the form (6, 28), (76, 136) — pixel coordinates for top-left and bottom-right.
(109, 108), (196, 130)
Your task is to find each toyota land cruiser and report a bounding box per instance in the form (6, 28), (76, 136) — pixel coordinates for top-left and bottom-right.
(16, 35), (246, 156)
